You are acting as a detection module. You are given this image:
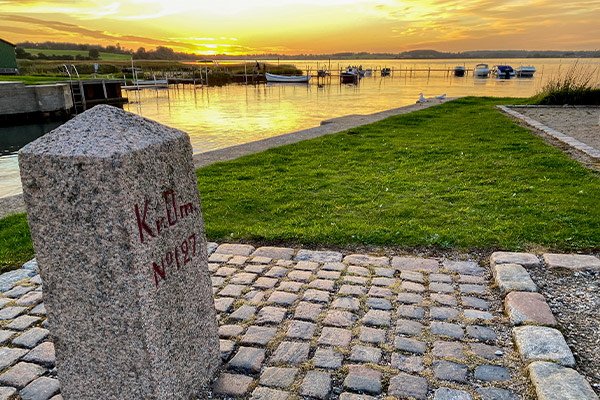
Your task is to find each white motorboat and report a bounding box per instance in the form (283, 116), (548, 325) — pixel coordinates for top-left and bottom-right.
(473, 64), (490, 77)
(516, 66), (536, 77)
(265, 72), (311, 83)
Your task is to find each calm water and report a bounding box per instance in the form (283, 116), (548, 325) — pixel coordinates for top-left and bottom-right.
(1, 58), (598, 198)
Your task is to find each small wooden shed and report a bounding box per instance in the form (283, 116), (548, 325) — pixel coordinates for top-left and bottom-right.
(0, 38), (18, 75)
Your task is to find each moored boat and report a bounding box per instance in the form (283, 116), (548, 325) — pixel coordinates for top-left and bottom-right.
(492, 65), (515, 79)
(341, 66), (359, 83)
(381, 67), (391, 76)
(516, 66), (536, 77)
(454, 66), (466, 77)
(473, 64), (490, 77)
(265, 72), (311, 83)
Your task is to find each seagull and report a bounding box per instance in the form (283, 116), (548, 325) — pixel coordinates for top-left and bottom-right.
(435, 94), (446, 100)
(418, 93), (428, 103)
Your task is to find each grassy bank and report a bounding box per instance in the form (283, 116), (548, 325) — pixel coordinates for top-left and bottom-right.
(0, 214), (32, 274)
(532, 62), (600, 105)
(2, 97), (600, 272)
(196, 97), (600, 251)
(23, 49), (131, 61)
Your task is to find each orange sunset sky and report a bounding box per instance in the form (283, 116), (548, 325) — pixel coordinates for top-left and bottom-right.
(1, 0), (599, 55)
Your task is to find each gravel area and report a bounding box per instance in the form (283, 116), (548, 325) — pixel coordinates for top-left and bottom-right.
(527, 264), (600, 395)
(514, 106), (600, 150)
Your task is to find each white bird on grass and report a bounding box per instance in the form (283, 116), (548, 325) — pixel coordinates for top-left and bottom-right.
(435, 94), (446, 100)
(418, 93), (428, 103)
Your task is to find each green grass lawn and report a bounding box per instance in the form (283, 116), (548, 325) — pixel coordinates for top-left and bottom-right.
(196, 97), (600, 251)
(24, 49), (131, 61)
(0, 75), (72, 85)
(1, 96), (599, 272)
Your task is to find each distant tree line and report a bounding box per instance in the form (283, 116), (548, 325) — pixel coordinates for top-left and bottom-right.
(14, 41), (600, 61)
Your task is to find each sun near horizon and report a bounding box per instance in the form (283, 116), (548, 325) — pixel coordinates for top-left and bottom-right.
(0, 0), (599, 56)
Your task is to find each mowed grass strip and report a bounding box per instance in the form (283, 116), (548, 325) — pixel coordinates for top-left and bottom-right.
(0, 213), (33, 273)
(24, 49), (132, 61)
(197, 97), (600, 251)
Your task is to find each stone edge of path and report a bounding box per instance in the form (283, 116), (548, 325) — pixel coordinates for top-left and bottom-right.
(496, 105), (600, 160)
(0, 99), (453, 219)
(491, 251), (600, 400)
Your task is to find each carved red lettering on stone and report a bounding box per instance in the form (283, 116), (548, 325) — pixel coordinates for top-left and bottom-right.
(135, 200), (155, 243)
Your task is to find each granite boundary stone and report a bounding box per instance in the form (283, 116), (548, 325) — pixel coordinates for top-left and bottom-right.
(18, 106), (220, 399)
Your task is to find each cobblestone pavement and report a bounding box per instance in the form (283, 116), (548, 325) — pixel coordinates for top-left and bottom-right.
(2, 248), (597, 400)
(0, 244), (548, 400)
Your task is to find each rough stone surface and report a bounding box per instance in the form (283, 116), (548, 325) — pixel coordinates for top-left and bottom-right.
(0, 347), (28, 370)
(20, 376), (60, 400)
(528, 361), (598, 400)
(493, 263), (537, 294)
(213, 373), (254, 396)
(388, 372), (428, 400)
(443, 260), (484, 276)
(295, 250), (342, 263)
(300, 371), (331, 399)
(259, 367), (298, 389)
(392, 257), (439, 272)
(18, 106), (220, 399)
(343, 365), (382, 395)
(229, 346), (265, 373)
(434, 387), (473, 400)
(490, 252), (540, 267)
(543, 253), (600, 271)
(433, 360), (468, 383)
(270, 342), (310, 365)
(505, 291), (556, 326)
(514, 326), (575, 367)
(250, 387), (290, 400)
(312, 348), (343, 369)
(343, 254), (389, 266)
(474, 364), (511, 382)
(251, 247), (295, 260)
(0, 361), (45, 389)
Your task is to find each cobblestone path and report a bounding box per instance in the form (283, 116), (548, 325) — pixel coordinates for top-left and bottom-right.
(0, 244), (543, 400)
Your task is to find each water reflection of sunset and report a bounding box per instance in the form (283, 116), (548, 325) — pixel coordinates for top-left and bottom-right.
(1, 1), (598, 55)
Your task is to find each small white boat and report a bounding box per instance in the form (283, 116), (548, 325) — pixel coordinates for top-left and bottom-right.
(265, 72), (311, 83)
(516, 66), (536, 77)
(473, 64), (490, 77)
